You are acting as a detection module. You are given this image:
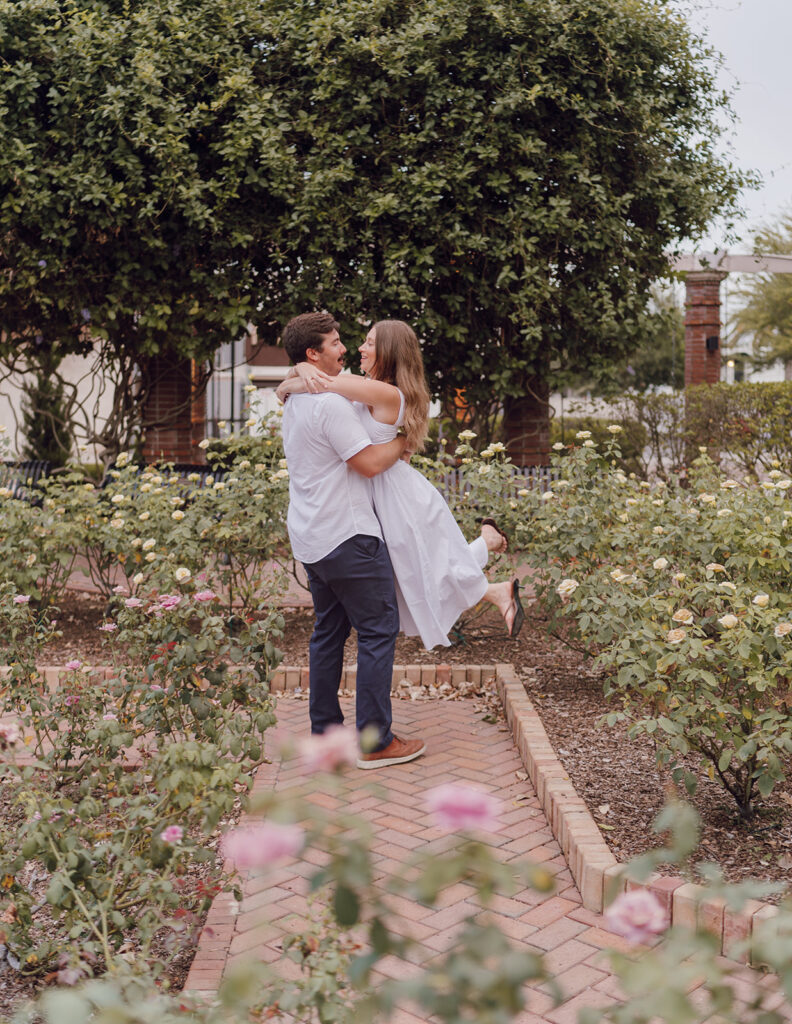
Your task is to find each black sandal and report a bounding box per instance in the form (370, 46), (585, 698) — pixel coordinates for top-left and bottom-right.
(508, 579), (525, 639)
(481, 517), (509, 552)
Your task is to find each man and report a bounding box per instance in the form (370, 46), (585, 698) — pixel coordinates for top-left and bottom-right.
(280, 311), (426, 769)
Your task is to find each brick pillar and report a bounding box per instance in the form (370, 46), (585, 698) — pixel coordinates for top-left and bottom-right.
(684, 271), (727, 386)
(503, 379), (550, 467)
(141, 355), (207, 464)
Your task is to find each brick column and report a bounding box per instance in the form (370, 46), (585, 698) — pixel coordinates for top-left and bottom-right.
(141, 355), (207, 464)
(503, 379), (550, 467)
(684, 271), (727, 386)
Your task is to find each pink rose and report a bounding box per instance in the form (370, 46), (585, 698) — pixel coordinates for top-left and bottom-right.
(64, 695), (79, 706)
(299, 725), (358, 773)
(64, 659), (82, 671)
(194, 589), (217, 602)
(99, 622), (117, 632)
(158, 594), (181, 610)
(150, 684), (164, 692)
(124, 597), (144, 609)
(425, 783), (503, 832)
(13, 595), (30, 605)
(604, 890), (669, 944)
(0, 722), (20, 745)
(102, 713), (117, 721)
(222, 822), (304, 869)
(161, 825), (184, 844)
(112, 585), (127, 595)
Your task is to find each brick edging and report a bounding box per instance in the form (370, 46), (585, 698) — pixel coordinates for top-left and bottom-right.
(493, 663), (777, 964)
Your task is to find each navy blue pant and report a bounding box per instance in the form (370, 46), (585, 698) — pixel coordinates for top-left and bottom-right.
(303, 534), (399, 751)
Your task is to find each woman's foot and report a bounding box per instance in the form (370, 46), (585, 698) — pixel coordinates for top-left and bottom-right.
(480, 519), (508, 555)
(484, 579), (524, 636)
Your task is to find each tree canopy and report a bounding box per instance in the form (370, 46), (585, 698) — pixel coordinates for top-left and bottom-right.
(252, 0), (751, 420)
(0, 0), (752, 440)
(732, 211), (792, 379)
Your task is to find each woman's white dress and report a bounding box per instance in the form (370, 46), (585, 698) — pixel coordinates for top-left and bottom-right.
(355, 393), (488, 649)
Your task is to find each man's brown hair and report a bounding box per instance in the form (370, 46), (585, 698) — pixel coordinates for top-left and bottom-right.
(281, 312), (340, 364)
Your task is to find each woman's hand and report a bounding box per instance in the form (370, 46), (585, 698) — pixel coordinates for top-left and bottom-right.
(295, 362), (334, 393)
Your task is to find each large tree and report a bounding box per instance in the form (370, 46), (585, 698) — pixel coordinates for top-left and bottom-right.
(0, 0), (291, 454)
(1, 0), (751, 455)
(252, 0), (751, 437)
(732, 211), (792, 380)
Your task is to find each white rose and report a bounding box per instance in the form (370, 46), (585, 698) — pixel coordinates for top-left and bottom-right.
(672, 608), (694, 625)
(244, 383), (257, 393)
(132, 572), (145, 585)
(171, 496), (184, 507)
(653, 526), (664, 535)
(552, 442), (565, 451)
(652, 500), (664, 507)
(145, 552), (156, 562)
(607, 424), (622, 434)
(575, 430), (592, 440)
(774, 622), (792, 638)
(652, 558), (668, 570)
(518, 488), (529, 497)
(752, 593), (770, 608)
(110, 518), (124, 529)
(140, 482), (152, 493)
(142, 538), (156, 551)
(111, 493), (126, 504)
(198, 439), (211, 449)
(716, 509), (732, 517)
(706, 563), (725, 573)
(776, 480), (792, 490)
(214, 481), (226, 490)
(610, 569), (626, 581)
(666, 628), (686, 645)
(698, 493), (716, 504)
(673, 572), (686, 582)
(175, 567), (191, 583)
(204, 476), (214, 486)
(556, 578), (579, 598)
(172, 510), (185, 521)
(458, 430), (476, 440)
(718, 614), (739, 629)
(217, 420), (227, 429)
(626, 498), (638, 506)
(761, 481), (775, 490)
(130, 538), (142, 549)
(582, 440), (596, 448)
(720, 479), (738, 489)
(541, 491), (554, 501)
(720, 582), (737, 592)
(139, 512), (150, 522)
(238, 460), (251, 470)
(768, 469), (782, 480)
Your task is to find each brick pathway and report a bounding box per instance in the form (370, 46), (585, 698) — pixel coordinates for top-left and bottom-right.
(186, 696), (635, 1022)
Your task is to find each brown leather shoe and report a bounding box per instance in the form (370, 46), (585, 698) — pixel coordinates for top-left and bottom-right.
(356, 734), (426, 770)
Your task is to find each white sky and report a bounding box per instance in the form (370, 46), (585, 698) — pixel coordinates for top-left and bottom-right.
(690, 0), (792, 252)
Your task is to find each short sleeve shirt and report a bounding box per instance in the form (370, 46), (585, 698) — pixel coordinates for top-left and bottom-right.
(281, 393), (383, 564)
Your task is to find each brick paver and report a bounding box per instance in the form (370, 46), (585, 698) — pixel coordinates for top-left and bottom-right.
(185, 696), (792, 1021)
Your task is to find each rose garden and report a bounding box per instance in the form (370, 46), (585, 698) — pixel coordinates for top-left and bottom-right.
(3, 0), (792, 1018)
(0, 398), (791, 1022)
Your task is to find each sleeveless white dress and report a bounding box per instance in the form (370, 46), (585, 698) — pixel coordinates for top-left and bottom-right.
(355, 393), (489, 649)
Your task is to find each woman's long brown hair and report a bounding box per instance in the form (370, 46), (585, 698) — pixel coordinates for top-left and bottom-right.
(369, 320), (431, 452)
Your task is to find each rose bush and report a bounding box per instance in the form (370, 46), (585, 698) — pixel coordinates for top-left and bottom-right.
(513, 440), (792, 816)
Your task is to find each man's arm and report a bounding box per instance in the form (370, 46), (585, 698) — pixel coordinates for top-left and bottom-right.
(347, 436), (407, 478)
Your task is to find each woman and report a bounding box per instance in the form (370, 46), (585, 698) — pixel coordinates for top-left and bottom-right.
(276, 319), (523, 649)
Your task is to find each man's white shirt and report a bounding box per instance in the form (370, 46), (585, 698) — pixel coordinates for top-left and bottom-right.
(281, 393), (383, 565)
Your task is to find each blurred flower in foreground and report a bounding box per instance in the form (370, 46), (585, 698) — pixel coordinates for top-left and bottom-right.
(605, 890), (668, 944)
(222, 822), (304, 869)
(426, 783), (503, 833)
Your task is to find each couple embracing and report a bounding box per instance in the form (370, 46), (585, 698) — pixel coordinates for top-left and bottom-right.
(279, 312), (523, 770)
